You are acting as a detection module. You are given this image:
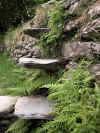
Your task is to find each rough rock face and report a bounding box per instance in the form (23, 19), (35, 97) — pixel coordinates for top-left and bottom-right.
(88, 1), (100, 19)
(4, 0), (100, 84)
(10, 36), (41, 62)
(64, 21), (79, 33)
(81, 19), (100, 41)
(61, 41), (91, 58)
(30, 7), (48, 28)
(62, 41), (100, 58)
(65, 61), (78, 70)
(65, 0), (90, 14)
(6, 5), (49, 62)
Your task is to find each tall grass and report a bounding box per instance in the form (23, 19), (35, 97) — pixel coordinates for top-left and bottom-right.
(0, 53), (56, 96)
(0, 53), (26, 89)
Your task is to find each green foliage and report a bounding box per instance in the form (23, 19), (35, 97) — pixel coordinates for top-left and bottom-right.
(0, 53), (56, 96)
(40, 1), (66, 57)
(0, 53), (26, 89)
(6, 119), (31, 133)
(7, 63), (100, 133)
(1, 71), (56, 96)
(35, 64), (100, 133)
(0, 0), (49, 32)
(6, 119), (46, 133)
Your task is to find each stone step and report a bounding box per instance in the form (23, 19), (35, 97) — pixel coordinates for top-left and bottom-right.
(15, 96), (54, 119)
(0, 96), (54, 120)
(19, 57), (69, 70)
(23, 27), (49, 38)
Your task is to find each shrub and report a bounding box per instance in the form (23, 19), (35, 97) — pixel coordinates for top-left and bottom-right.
(36, 64), (100, 133)
(0, 53), (56, 96)
(0, 0), (49, 33)
(40, 1), (66, 57)
(6, 63), (100, 133)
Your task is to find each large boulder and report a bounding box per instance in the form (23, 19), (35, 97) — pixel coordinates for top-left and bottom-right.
(62, 41), (100, 58)
(61, 41), (91, 58)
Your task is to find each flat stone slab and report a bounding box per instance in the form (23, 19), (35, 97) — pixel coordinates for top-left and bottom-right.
(19, 57), (68, 70)
(14, 96), (54, 119)
(0, 96), (18, 114)
(23, 27), (49, 37)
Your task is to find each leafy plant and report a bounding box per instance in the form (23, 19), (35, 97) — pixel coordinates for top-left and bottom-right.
(7, 63), (100, 133)
(40, 1), (66, 57)
(6, 119), (31, 133)
(35, 64), (100, 133)
(0, 0), (50, 33)
(0, 53), (56, 96)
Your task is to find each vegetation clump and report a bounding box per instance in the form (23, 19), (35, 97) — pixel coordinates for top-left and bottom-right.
(40, 1), (66, 57)
(0, 0), (50, 33)
(5, 62), (100, 133)
(0, 53), (56, 96)
(1, 0), (100, 133)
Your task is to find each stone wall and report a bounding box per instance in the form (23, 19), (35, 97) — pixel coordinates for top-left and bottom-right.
(4, 0), (100, 83)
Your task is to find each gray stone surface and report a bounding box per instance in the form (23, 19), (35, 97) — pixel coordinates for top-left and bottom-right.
(23, 27), (49, 38)
(61, 41), (91, 58)
(65, 61), (78, 70)
(88, 1), (100, 19)
(64, 21), (78, 33)
(19, 57), (68, 70)
(0, 96), (18, 114)
(15, 96), (54, 119)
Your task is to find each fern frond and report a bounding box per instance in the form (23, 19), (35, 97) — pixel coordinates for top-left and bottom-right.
(6, 119), (31, 133)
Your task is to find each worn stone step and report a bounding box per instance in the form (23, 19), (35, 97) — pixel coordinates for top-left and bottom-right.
(14, 96), (54, 119)
(23, 27), (49, 38)
(19, 57), (69, 70)
(0, 96), (54, 120)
